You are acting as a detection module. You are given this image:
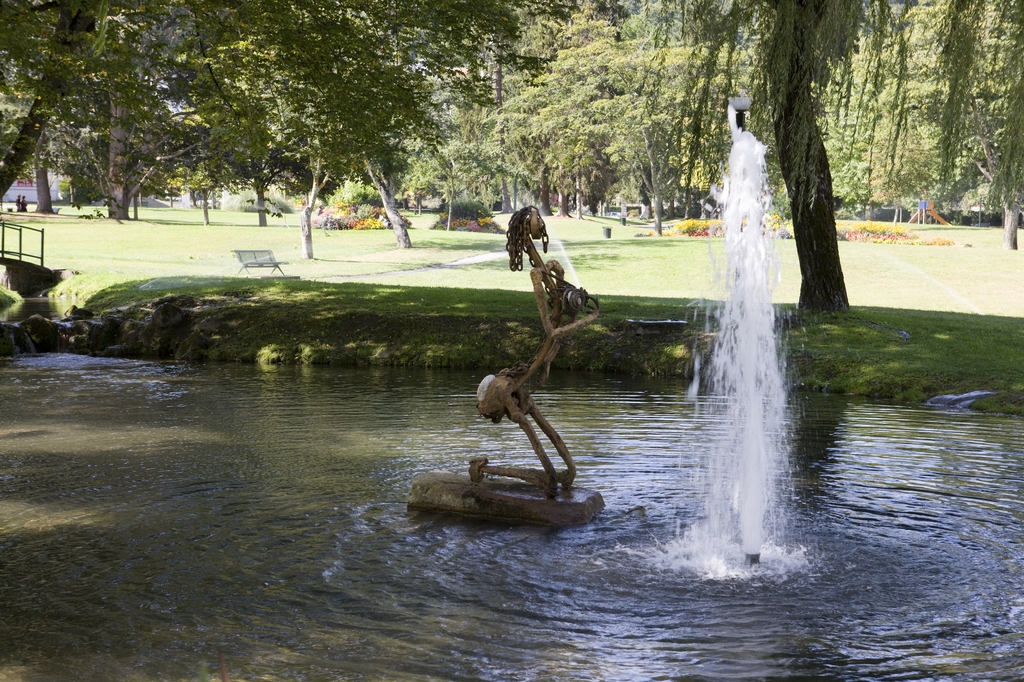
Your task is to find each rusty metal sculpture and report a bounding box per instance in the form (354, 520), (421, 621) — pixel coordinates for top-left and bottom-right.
(471, 206), (600, 497)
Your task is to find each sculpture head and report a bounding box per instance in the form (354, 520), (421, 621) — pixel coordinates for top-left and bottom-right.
(506, 206), (549, 271)
(527, 207), (545, 240)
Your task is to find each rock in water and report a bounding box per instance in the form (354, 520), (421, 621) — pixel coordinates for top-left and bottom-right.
(407, 471), (604, 526)
(0, 326), (14, 356)
(20, 314), (58, 352)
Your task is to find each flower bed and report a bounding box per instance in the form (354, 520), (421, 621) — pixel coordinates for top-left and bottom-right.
(634, 215), (788, 238)
(837, 221), (956, 246)
(313, 204), (411, 231)
(635, 219), (724, 238)
(430, 215), (504, 234)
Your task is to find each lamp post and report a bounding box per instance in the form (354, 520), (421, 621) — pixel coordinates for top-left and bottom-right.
(728, 93), (752, 131)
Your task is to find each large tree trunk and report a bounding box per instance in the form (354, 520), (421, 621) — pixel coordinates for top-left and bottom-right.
(111, 193), (130, 220)
(202, 189), (210, 226)
(494, 61), (512, 214)
(300, 159), (326, 260)
(539, 166), (552, 216)
(367, 164), (412, 248)
(775, 116), (849, 310)
(501, 178), (512, 214)
(1004, 197), (1020, 250)
(255, 184), (268, 227)
(557, 190), (569, 217)
(34, 128), (53, 214)
(0, 97), (48, 198)
(108, 102), (131, 220)
(575, 174), (583, 220)
(771, 1), (849, 312)
(643, 130), (664, 235)
(300, 205), (314, 258)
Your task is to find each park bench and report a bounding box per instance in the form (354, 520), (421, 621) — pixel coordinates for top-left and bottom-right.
(232, 249), (291, 277)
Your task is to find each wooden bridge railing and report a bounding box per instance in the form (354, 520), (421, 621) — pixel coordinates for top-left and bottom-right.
(0, 219), (44, 268)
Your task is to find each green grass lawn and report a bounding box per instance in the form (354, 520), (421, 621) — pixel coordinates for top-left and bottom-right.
(4, 205), (1023, 413)
(10, 207), (1022, 316)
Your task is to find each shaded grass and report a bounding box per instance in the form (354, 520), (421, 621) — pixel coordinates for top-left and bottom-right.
(787, 308), (1024, 405)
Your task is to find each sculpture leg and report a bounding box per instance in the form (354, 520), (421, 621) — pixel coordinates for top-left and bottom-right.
(527, 403), (576, 488)
(469, 457), (554, 492)
(508, 410), (559, 496)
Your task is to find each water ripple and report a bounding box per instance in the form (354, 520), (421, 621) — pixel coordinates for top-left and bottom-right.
(0, 360), (1022, 680)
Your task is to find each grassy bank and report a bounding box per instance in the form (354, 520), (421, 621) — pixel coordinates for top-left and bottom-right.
(54, 274), (1024, 416)
(787, 308), (1024, 413)
(0, 286), (19, 307)
(57, 275), (702, 375)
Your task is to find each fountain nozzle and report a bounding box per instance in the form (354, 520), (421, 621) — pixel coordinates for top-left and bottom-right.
(729, 92), (752, 131)
(745, 553), (760, 566)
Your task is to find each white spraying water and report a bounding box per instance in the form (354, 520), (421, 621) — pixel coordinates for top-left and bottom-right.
(545, 228), (581, 287)
(651, 105), (789, 575)
(707, 105), (787, 558)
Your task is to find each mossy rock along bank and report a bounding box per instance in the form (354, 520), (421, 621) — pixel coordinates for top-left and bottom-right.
(5, 286), (705, 379)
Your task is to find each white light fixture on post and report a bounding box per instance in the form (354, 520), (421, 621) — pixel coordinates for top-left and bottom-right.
(728, 92), (752, 131)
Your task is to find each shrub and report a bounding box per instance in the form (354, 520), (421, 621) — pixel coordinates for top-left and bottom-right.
(222, 190), (294, 214)
(445, 200), (493, 222)
(327, 180), (381, 207)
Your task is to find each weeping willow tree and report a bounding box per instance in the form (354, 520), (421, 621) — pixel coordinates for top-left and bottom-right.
(938, 0), (1024, 250)
(753, 0), (912, 311)
(674, 0), (910, 311)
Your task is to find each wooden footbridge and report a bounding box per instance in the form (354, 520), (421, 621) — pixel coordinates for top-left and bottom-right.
(0, 219), (59, 294)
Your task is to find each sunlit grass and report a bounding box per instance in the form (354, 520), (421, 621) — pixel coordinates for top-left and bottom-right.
(9, 208), (1021, 315)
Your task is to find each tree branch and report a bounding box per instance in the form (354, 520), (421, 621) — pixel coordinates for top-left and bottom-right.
(972, 99), (999, 178)
(974, 158), (993, 183)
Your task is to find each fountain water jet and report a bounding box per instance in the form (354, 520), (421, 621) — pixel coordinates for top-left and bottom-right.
(691, 100), (787, 569)
(546, 228), (581, 287)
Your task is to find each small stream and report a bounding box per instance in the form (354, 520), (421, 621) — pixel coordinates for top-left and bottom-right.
(0, 297), (65, 322)
(1, 357), (1022, 680)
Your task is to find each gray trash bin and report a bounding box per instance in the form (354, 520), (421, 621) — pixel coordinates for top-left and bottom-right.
(603, 227), (612, 239)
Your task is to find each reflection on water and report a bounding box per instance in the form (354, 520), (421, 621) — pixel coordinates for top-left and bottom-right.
(1, 356), (1023, 680)
(0, 297), (64, 322)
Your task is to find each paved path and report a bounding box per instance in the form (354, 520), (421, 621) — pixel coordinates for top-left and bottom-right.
(317, 250), (507, 282)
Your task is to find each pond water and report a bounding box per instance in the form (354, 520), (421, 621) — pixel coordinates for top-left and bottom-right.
(1, 356), (1022, 681)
